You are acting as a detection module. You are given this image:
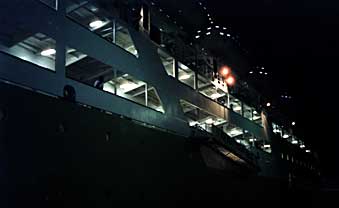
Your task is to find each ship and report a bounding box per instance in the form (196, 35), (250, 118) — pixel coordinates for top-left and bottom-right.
(0, 0), (320, 206)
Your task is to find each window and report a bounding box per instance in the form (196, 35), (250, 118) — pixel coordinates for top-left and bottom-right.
(115, 22), (139, 57)
(0, 33), (56, 71)
(252, 110), (263, 126)
(178, 62), (195, 88)
(243, 103), (252, 120)
(67, 2), (138, 57)
(179, 99), (226, 133)
(158, 48), (174, 77)
(66, 47), (164, 113)
(65, 46), (112, 88)
(228, 94), (242, 115)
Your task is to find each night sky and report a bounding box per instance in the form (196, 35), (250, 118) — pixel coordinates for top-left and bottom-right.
(206, 0), (339, 178)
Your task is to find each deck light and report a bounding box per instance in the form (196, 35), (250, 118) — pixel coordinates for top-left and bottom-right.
(226, 76), (235, 85)
(220, 66), (230, 76)
(89, 20), (104, 29)
(40, 48), (56, 56)
(266, 102), (271, 107)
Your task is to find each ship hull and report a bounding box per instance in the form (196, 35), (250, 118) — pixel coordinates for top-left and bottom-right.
(0, 82), (288, 207)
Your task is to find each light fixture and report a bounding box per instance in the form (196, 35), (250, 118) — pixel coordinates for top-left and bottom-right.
(292, 121), (296, 126)
(179, 74), (191, 80)
(292, 140), (298, 144)
(261, 67), (265, 70)
(264, 72), (268, 75)
(197, 30), (201, 33)
(220, 32), (224, 35)
(40, 48), (56, 56)
(249, 71), (253, 74)
(264, 144), (271, 148)
(215, 25), (220, 28)
(226, 33), (231, 37)
(223, 27), (227, 30)
(89, 20), (105, 29)
(259, 71), (263, 74)
(249, 139), (255, 142)
(205, 118), (214, 124)
(300, 144), (305, 148)
(306, 150), (311, 153)
(220, 66), (230, 76)
(195, 35), (200, 39)
(226, 76), (235, 85)
(266, 102), (271, 107)
(207, 27), (211, 30)
(283, 134), (289, 139)
(206, 32), (211, 35)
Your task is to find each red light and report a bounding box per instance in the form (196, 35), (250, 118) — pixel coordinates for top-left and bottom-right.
(220, 66), (230, 77)
(226, 76), (235, 85)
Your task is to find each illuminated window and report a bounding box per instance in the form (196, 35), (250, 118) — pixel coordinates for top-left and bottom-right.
(158, 48), (175, 77)
(228, 94), (242, 115)
(65, 47), (163, 113)
(0, 33), (56, 71)
(67, 3), (138, 57)
(178, 62), (195, 89)
(179, 99), (226, 133)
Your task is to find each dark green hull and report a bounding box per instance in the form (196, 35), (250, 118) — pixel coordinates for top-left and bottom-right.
(0, 82), (287, 207)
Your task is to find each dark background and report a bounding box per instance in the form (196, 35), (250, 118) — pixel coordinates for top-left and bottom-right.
(206, 0), (339, 180)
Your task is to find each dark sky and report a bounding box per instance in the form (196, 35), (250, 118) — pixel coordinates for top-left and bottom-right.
(206, 0), (339, 177)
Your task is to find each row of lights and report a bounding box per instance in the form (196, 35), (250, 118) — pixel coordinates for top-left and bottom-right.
(195, 1), (241, 45)
(249, 67), (269, 75)
(195, 26), (231, 39)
